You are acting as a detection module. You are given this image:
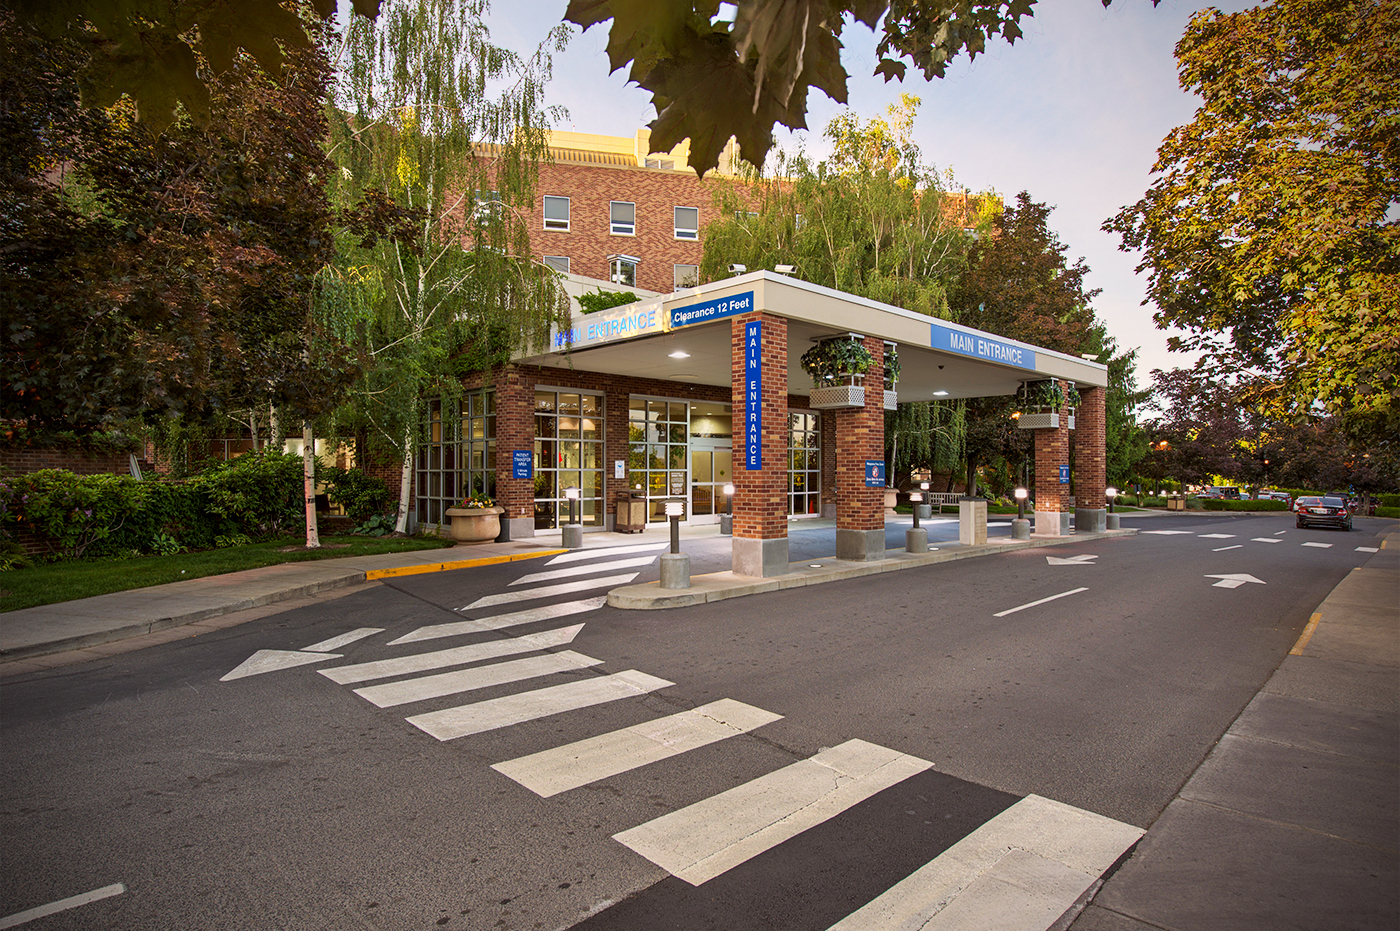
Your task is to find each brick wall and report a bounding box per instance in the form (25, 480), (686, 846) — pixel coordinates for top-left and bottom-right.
(0, 446), (145, 477)
(527, 162), (714, 293)
(1034, 411), (1071, 513)
(1074, 385), (1106, 509)
(833, 338), (887, 531)
(730, 313), (788, 539)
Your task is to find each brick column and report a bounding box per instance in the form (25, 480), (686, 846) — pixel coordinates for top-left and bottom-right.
(835, 337), (886, 561)
(819, 411), (837, 518)
(494, 366), (536, 540)
(604, 384), (632, 530)
(1033, 408), (1071, 537)
(731, 312), (788, 576)
(1073, 385), (1107, 532)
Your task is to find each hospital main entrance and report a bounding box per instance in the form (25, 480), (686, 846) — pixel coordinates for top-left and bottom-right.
(688, 439), (733, 525)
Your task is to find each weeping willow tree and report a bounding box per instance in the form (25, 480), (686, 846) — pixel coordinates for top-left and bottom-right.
(886, 399), (966, 488)
(321, 0), (571, 532)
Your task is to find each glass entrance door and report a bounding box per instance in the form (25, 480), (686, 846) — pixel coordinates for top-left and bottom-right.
(689, 441), (733, 524)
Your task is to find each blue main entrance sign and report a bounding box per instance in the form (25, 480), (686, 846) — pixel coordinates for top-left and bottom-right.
(745, 321), (762, 470)
(930, 322), (1036, 370)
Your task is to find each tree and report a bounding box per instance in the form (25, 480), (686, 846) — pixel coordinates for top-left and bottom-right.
(1107, 0), (1399, 438)
(2, 13), (352, 433)
(324, 0), (570, 533)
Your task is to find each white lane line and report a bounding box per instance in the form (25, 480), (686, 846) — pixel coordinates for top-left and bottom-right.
(353, 651), (602, 708)
(825, 795), (1142, 931)
(0, 883), (126, 929)
(1356, 546), (1379, 553)
(1198, 533), (1235, 539)
(302, 628), (383, 652)
(463, 574), (638, 610)
(1213, 544), (1244, 551)
(392, 597), (608, 644)
(407, 669), (673, 741)
(1301, 542), (1333, 548)
(614, 739), (931, 886)
(1252, 538), (1282, 544)
(993, 588), (1089, 618)
(511, 555), (658, 586)
(1141, 530), (1193, 535)
(321, 625), (583, 685)
(546, 542), (669, 564)
(493, 699), (783, 797)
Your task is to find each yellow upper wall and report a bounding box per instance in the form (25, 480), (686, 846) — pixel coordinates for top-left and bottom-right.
(546, 129), (741, 175)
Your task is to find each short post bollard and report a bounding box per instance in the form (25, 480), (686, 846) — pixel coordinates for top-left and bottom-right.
(1106, 486), (1120, 530)
(720, 482), (734, 536)
(562, 486), (582, 548)
(918, 481), (932, 521)
(1012, 486), (1031, 540)
(659, 499), (691, 589)
(906, 490), (929, 553)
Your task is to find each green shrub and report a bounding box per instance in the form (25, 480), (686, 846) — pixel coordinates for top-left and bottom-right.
(1, 541), (34, 571)
(324, 467), (391, 521)
(1376, 506), (1400, 519)
(1200, 498), (1290, 511)
(192, 451), (306, 539)
(351, 513), (396, 536)
(577, 288), (639, 314)
(1377, 494), (1400, 508)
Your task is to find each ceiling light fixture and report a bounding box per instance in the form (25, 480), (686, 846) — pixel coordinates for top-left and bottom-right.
(668, 350), (691, 359)
(933, 390), (949, 397)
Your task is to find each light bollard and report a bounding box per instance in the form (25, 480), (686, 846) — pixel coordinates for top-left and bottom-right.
(918, 481), (932, 521)
(659, 499), (691, 589)
(562, 486), (582, 549)
(720, 482), (734, 535)
(1012, 486), (1031, 540)
(906, 490), (929, 553)
(1106, 486), (1120, 530)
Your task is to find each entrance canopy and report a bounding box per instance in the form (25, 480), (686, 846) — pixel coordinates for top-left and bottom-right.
(516, 270), (1108, 398)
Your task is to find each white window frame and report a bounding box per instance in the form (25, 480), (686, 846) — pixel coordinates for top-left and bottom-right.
(474, 190), (501, 220)
(543, 255), (569, 274)
(543, 195), (570, 231)
(610, 200), (636, 236)
(673, 264), (699, 289)
(674, 205), (699, 240)
(609, 254), (639, 288)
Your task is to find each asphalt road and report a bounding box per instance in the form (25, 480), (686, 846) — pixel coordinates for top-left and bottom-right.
(1, 512), (1386, 930)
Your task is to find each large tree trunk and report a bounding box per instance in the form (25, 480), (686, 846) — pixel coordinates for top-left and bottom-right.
(965, 454), (980, 498)
(394, 422), (413, 534)
(269, 404), (281, 452)
(302, 420), (320, 549)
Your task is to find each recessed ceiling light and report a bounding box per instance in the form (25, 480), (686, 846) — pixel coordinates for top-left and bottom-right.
(933, 390), (949, 396)
(668, 350), (691, 359)
(809, 564), (823, 568)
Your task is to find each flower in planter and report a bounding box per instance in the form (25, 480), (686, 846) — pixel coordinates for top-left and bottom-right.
(460, 492), (495, 509)
(800, 336), (873, 388)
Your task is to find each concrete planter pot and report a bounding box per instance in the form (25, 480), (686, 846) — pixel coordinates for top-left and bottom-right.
(444, 506), (504, 543)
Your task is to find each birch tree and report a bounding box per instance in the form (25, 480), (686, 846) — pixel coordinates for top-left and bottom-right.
(324, 0), (570, 533)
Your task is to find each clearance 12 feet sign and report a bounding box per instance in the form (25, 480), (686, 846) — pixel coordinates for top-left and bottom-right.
(745, 321), (762, 470)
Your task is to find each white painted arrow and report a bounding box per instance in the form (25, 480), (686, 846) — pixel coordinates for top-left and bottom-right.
(221, 650), (341, 681)
(1047, 554), (1098, 565)
(1204, 573), (1266, 589)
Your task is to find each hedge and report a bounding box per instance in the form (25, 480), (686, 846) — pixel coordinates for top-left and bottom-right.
(1378, 494), (1400, 508)
(1199, 499), (1291, 512)
(1377, 506), (1400, 519)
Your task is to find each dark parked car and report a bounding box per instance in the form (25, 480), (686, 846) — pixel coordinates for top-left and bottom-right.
(1296, 495), (1352, 531)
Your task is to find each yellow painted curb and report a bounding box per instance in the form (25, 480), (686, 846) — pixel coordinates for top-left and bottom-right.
(365, 549), (569, 581)
(1290, 612), (1323, 656)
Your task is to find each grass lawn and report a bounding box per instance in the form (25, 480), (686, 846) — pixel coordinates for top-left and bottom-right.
(0, 535), (453, 613)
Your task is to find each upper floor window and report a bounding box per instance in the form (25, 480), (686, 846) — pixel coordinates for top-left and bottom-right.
(610, 201), (636, 236)
(645, 157), (674, 170)
(674, 264), (699, 289)
(674, 206), (699, 240)
(543, 255), (569, 274)
(543, 195), (570, 231)
(609, 254), (639, 288)
(474, 190), (500, 220)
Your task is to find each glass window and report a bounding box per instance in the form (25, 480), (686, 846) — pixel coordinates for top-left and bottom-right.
(609, 256), (637, 287)
(543, 195), (570, 231)
(474, 190), (500, 220)
(610, 200), (636, 235)
(415, 390), (497, 532)
(543, 255), (569, 274)
(674, 206), (699, 240)
(674, 264), (699, 289)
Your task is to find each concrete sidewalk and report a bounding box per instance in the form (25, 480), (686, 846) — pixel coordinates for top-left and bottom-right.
(1072, 532), (1400, 931)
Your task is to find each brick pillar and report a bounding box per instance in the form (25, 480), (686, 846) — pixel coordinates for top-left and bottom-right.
(604, 384), (632, 530)
(835, 337), (886, 561)
(1073, 385), (1107, 532)
(1033, 409), (1071, 537)
(819, 411), (837, 518)
(495, 366), (536, 540)
(731, 312), (788, 576)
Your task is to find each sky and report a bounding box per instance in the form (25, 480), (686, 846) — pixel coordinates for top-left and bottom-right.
(483, 0), (1255, 388)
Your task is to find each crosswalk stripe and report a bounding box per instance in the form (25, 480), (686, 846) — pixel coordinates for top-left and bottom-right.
(1356, 546), (1379, 553)
(462, 574), (638, 610)
(406, 669), (674, 741)
(511, 555), (658, 586)
(390, 597), (607, 645)
(303, 628), (383, 652)
(352, 650), (603, 709)
(1252, 537), (1282, 544)
(545, 542), (670, 565)
(492, 699), (783, 797)
(1198, 533), (1235, 539)
(612, 739), (932, 886)
(1141, 530), (1192, 535)
(825, 794), (1142, 931)
(321, 625), (584, 685)
(1301, 542), (1332, 548)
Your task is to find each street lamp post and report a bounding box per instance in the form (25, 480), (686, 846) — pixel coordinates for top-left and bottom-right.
(1012, 486), (1030, 540)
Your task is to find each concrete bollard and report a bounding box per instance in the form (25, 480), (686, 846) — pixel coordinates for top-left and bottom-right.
(1011, 518), (1031, 540)
(906, 527), (929, 553)
(562, 524), (582, 549)
(1107, 513), (1120, 530)
(917, 503), (932, 521)
(720, 513), (733, 535)
(659, 552), (691, 589)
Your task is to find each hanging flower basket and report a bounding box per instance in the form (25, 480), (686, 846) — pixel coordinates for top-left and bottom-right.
(1015, 380), (1074, 429)
(802, 336), (872, 409)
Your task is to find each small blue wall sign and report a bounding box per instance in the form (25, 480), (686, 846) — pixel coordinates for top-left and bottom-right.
(1059, 464), (1070, 484)
(513, 450), (533, 480)
(865, 460), (886, 487)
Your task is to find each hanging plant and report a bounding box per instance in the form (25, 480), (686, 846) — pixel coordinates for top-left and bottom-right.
(800, 336), (873, 387)
(883, 345), (901, 388)
(1020, 380), (1066, 411)
(1064, 384), (1082, 409)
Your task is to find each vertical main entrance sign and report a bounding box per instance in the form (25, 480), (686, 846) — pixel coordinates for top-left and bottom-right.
(745, 321), (762, 470)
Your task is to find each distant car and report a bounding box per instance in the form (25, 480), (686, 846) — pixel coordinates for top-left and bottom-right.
(1296, 495), (1352, 531)
(1260, 490), (1292, 507)
(1201, 485), (1241, 499)
(1293, 495), (1322, 513)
